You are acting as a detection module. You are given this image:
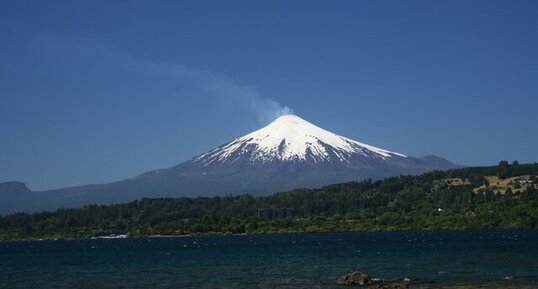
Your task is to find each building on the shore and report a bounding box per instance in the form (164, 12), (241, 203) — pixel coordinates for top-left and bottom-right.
(257, 208), (295, 220)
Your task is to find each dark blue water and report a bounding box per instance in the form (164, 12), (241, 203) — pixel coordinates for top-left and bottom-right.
(1, 230), (537, 289)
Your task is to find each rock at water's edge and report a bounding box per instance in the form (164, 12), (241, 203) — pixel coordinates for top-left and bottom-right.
(336, 271), (409, 289)
(336, 271), (372, 285)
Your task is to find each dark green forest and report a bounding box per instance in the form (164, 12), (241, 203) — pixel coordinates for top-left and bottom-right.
(1, 161), (537, 240)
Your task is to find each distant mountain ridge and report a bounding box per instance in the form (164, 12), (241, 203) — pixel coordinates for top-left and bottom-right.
(0, 181), (31, 196)
(0, 115), (459, 215)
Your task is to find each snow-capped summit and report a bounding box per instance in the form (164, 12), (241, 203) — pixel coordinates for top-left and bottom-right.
(194, 114), (406, 166)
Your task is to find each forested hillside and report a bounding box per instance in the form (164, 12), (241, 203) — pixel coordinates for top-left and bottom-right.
(1, 161), (537, 240)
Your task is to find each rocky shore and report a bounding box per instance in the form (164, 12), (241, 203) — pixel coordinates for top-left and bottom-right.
(336, 271), (409, 289)
(418, 284), (538, 289)
(336, 271), (538, 289)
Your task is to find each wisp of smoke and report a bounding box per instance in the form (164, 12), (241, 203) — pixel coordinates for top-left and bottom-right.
(199, 74), (294, 125)
(162, 65), (294, 125)
(43, 38), (294, 125)
(257, 100), (294, 125)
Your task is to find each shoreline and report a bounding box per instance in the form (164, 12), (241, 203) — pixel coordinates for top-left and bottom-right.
(0, 228), (534, 242)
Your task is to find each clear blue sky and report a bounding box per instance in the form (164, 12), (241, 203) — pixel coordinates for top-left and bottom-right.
(1, 0), (537, 191)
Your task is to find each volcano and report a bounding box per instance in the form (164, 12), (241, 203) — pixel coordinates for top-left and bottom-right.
(0, 115), (458, 214)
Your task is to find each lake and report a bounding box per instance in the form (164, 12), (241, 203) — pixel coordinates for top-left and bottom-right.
(1, 229), (537, 288)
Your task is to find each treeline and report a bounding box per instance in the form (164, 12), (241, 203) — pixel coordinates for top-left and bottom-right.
(1, 162), (537, 240)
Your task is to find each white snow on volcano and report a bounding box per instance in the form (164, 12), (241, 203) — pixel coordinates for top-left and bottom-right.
(194, 115), (406, 166)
